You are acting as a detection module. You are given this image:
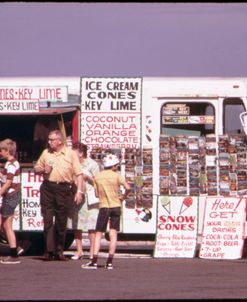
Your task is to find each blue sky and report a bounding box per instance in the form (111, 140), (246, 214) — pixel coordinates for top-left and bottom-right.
(1, 2), (247, 77)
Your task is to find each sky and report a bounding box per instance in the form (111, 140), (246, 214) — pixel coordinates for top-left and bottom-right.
(1, 2), (247, 77)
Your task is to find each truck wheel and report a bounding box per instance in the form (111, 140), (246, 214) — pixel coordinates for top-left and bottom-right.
(0, 231), (7, 244)
(16, 232), (44, 256)
(0, 231), (9, 255)
(17, 231), (74, 256)
(65, 232), (74, 250)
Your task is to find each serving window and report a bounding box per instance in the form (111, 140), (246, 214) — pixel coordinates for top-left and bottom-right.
(0, 110), (76, 164)
(160, 102), (215, 137)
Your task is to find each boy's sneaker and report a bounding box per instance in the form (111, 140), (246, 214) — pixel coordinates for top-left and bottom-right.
(105, 263), (114, 270)
(81, 261), (97, 269)
(1, 256), (21, 264)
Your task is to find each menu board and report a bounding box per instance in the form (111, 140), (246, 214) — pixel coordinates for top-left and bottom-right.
(80, 77), (142, 150)
(199, 196), (246, 259)
(21, 168), (43, 230)
(154, 196), (198, 258)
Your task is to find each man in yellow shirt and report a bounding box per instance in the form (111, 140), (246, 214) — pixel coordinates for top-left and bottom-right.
(34, 130), (84, 261)
(81, 153), (130, 270)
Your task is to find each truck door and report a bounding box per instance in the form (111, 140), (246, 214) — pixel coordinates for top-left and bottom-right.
(159, 100), (216, 193)
(157, 99), (217, 233)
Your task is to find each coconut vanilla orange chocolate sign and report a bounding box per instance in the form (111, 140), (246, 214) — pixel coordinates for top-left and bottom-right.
(199, 197), (247, 260)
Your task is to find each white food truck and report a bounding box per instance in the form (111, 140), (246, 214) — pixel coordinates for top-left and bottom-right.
(0, 76), (247, 253)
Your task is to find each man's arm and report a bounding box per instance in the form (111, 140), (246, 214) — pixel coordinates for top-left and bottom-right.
(74, 173), (85, 204)
(34, 163), (52, 175)
(33, 151), (50, 175)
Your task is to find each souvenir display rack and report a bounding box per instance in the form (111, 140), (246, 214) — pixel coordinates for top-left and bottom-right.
(159, 133), (247, 196)
(90, 146), (153, 209)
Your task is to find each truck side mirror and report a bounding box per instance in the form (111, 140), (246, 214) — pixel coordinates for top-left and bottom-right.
(239, 112), (247, 136)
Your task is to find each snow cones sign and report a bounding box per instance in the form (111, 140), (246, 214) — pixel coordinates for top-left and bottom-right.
(154, 196), (198, 258)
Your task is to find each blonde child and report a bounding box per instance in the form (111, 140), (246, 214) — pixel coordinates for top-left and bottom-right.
(0, 139), (21, 264)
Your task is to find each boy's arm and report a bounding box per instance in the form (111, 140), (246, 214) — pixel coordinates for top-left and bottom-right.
(94, 182), (99, 198)
(120, 180), (131, 201)
(0, 179), (12, 196)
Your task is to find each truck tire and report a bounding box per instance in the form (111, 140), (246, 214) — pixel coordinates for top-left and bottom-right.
(64, 231), (75, 250)
(0, 232), (9, 255)
(16, 231), (75, 256)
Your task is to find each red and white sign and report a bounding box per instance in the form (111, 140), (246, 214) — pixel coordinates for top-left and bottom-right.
(0, 86), (68, 101)
(154, 196), (198, 258)
(80, 77), (142, 149)
(0, 86), (68, 113)
(21, 169), (43, 230)
(199, 196), (247, 260)
(0, 99), (39, 113)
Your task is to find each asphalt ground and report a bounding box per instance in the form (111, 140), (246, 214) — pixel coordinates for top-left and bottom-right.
(1, 254), (247, 301)
(1, 239), (247, 301)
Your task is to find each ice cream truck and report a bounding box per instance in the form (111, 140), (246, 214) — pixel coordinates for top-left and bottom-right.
(0, 76), (247, 253)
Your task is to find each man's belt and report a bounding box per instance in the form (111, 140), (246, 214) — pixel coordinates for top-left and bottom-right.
(44, 180), (72, 185)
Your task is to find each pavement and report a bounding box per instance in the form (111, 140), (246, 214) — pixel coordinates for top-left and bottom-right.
(1, 253), (247, 300)
(2, 234), (247, 300)
(64, 234), (155, 259)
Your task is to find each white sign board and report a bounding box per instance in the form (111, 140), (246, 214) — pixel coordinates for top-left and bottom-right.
(199, 196), (246, 260)
(122, 201), (157, 234)
(21, 169), (43, 230)
(154, 196), (198, 258)
(0, 86), (68, 113)
(0, 99), (39, 113)
(0, 86), (68, 101)
(80, 77), (142, 149)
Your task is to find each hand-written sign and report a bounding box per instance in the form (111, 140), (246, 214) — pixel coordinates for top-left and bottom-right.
(80, 78), (142, 149)
(21, 169), (44, 230)
(0, 86), (67, 101)
(0, 86), (68, 113)
(154, 196), (198, 258)
(199, 197), (247, 260)
(0, 99), (39, 113)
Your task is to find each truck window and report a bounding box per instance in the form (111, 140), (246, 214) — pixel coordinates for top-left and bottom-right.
(160, 102), (215, 136)
(223, 98), (245, 134)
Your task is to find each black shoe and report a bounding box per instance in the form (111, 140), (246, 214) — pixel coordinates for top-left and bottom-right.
(55, 253), (69, 261)
(81, 261), (98, 269)
(43, 252), (54, 261)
